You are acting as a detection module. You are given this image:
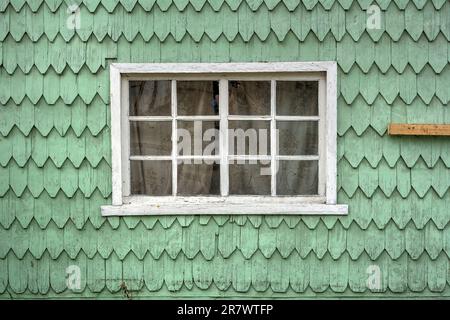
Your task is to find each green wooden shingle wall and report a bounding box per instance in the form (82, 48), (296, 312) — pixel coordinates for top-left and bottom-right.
(0, 0), (450, 298)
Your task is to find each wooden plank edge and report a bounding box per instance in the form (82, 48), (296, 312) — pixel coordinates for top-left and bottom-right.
(388, 123), (450, 136)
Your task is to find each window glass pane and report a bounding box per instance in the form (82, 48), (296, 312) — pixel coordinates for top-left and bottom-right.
(130, 121), (172, 155)
(177, 121), (219, 156)
(177, 81), (218, 116)
(276, 160), (318, 195)
(228, 120), (270, 155)
(130, 160), (172, 195)
(229, 162), (271, 195)
(276, 81), (318, 116)
(229, 81), (270, 115)
(129, 81), (171, 116)
(278, 121), (318, 155)
(177, 163), (220, 195)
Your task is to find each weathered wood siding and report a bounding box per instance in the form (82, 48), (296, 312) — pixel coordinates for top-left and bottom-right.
(0, 0), (449, 298)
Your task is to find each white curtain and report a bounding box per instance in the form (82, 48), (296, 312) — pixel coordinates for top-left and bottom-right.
(129, 81), (172, 195)
(129, 80), (318, 196)
(276, 81), (319, 195)
(176, 81), (220, 195)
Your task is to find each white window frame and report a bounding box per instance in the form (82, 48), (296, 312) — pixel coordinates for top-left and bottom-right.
(101, 62), (348, 216)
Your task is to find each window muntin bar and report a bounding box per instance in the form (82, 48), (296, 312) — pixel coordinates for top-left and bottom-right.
(126, 78), (324, 197)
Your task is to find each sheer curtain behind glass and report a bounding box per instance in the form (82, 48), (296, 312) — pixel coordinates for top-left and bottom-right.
(129, 81), (172, 195)
(276, 81), (319, 195)
(177, 81), (220, 195)
(229, 81), (271, 195)
(128, 79), (319, 196)
(228, 81), (319, 195)
(129, 80), (219, 196)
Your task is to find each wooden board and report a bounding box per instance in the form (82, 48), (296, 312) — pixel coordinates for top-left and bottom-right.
(388, 124), (450, 136)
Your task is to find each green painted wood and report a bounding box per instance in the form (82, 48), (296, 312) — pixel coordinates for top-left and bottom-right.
(258, 221), (277, 258)
(199, 219), (218, 260)
(408, 36), (428, 74)
(345, 2), (365, 41)
(250, 251), (269, 291)
(405, 3), (424, 41)
(143, 251), (163, 291)
(92, 6), (109, 41)
(399, 66), (417, 104)
(327, 220), (346, 259)
(10, 69), (26, 105)
(423, 1), (441, 41)
(355, 33), (374, 73)
(364, 223), (385, 260)
(122, 252), (144, 291)
(105, 252), (123, 293)
(42, 69), (60, 105)
(164, 251), (185, 291)
(87, 253), (106, 293)
(193, 254), (213, 290)
(430, 191), (449, 229)
(329, 252), (348, 292)
(411, 158), (432, 198)
(290, 250), (310, 292)
(408, 254), (427, 292)
(1, 0), (450, 299)
(231, 252), (252, 292)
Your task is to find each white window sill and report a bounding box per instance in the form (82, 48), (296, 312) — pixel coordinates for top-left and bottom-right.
(101, 196), (348, 216)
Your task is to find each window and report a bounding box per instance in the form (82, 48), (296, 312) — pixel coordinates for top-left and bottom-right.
(102, 63), (348, 216)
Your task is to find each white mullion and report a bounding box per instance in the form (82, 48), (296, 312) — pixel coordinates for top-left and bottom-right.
(276, 155), (319, 161)
(318, 78), (326, 197)
(130, 155), (220, 161)
(130, 155), (172, 161)
(129, 116), (220, 121)
(129, 116), (172, 121)
(229, 155), (271, 161)
(122, 78), (131, 198)
(219, 79), (229, 196)
(178, 155), (220, 161)
(228, 115), (271, 121)
(171, 80), (177, 196)
(178, 116), (220, 121)
(270, 80), (277, 196)
(275, 116), (320, 121)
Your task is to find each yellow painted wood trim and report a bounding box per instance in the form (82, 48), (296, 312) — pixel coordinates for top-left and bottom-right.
(388, 124), (450, 136)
